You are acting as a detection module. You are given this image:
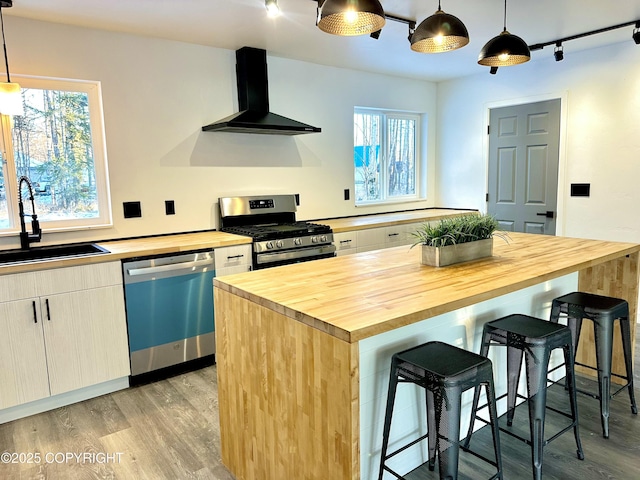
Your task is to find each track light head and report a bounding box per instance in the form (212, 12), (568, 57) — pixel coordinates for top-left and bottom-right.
(490, 66), (499, 75)
(633, 22), (640, 44)
(554, 42), (564, 61)
(370, 29), (381, 39)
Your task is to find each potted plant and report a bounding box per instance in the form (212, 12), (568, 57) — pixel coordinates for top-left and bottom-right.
(411, 213), (509, 267)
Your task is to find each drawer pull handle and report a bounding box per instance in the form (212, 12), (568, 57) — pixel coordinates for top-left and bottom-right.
(45, 299), (51, 321)
(226, 255), (244, 260)
(32, 300), (37, 324)
(388, 233), (399, 237)
(339, 240), (352, 244)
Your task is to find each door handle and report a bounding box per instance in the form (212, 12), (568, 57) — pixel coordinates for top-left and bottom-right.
(536, 211), (554, 219)
(127, 258), (214, 276)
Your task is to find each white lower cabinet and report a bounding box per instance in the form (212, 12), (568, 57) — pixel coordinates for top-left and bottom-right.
(0, 262), (130, 410)
(214, 244), (252, 273)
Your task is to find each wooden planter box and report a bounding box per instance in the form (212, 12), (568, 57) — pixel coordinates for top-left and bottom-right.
(421, 238), (493, 267)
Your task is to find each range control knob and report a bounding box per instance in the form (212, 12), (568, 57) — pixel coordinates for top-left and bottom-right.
(266, 241), (274, 250)
(319, 235), (327, 242)
(275, 240), (284, 248)
(311, 236), (318, 243)
(294, 237), (302, 246)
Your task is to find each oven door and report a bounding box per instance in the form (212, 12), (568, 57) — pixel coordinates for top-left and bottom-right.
(254, 244), (336, 269)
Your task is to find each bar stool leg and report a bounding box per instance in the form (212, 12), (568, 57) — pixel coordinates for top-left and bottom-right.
(524, 346), (550, 480)
(506, 344), (524, 426)
(425, 389), (437, 470)
(563, 343), (585, 460)
(463, 330), (492, 448)
(618, 311), (638, 415)
(485, 378), (504, 479)
(436, 385), (462, 480)
(378, 359), (399, 480)
(593, 315), (614, 438)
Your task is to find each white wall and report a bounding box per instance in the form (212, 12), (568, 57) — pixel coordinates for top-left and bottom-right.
(436, 40), (640, 243)
(2, 17), (437, 247)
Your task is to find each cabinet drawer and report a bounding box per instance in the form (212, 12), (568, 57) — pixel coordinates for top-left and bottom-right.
(334, 232), (357, 253)
(36, 262), (122, 296)
(0, 271), (38, 301)
(215, 245), (252, 270)
(356, 227), (386, 248)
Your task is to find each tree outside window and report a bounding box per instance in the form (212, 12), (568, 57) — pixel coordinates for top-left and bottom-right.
(0, 77), (111, 232)
(354, 108), (419, 205)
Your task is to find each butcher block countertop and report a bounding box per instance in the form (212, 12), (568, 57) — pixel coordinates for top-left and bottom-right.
(0, 231), (252, 275)
(316, 208), (477, 233)
(214, 232), (640, 343)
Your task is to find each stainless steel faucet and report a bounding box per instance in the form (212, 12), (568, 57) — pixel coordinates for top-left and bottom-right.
(18, 176), (42, 249)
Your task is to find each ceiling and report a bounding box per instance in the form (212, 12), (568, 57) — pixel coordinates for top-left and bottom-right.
(6, 0), (640, 82)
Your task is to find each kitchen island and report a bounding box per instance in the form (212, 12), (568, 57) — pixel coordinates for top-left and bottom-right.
(213, 232), (640, 480)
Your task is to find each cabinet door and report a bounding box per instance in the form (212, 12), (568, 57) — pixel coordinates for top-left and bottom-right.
(42, 285), (131, 396)
(0, 299), (50, 409)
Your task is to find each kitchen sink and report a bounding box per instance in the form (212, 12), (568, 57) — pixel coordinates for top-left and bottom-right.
(0, 243), (110, 265)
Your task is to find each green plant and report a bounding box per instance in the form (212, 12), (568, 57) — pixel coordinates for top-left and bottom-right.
(411, 213), (509, 248)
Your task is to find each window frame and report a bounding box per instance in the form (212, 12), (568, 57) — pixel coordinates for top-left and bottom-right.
(354, 107), (421, 206)
(0, 75), (112, 234)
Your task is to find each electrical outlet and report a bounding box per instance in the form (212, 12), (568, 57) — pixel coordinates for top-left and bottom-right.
(344, 188), (350, 201)
(123, 201), (142, 218)
(165, 200), (175, 215)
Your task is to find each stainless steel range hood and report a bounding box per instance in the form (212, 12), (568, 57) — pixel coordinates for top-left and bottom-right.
(202, 47), (321, 135)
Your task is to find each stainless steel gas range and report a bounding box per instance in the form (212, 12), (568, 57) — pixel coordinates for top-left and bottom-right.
(219, 195), (336, 269)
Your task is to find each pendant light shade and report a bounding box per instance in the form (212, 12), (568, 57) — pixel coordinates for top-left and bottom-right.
(411, 5), (469, 53)
(478, 30), (530, 66)
(0, 0), (22, 116)
(317, 0), (386, 37)
(478, 0), (530, 68)
(0, 81), (22, 115)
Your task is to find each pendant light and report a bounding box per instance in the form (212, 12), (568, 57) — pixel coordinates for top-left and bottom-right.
(411, 1), (469, 53)
(317, 0), (386, 37)
(478, 0), (530, 68)
(0, 0), (22, 116)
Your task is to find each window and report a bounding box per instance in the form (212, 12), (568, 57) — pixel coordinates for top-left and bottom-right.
(0, 76), (111, 232)
(354, 108), (420, 205)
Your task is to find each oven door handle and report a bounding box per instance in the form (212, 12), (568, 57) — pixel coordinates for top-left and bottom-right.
(127, 259), (214, 277)
(255, 245), (336, 265)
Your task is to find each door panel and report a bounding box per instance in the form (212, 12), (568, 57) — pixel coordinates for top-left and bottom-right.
(488, 99), (561, 235)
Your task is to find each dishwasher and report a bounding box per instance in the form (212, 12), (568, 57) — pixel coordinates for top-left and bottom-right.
(122, 249), (216, 378)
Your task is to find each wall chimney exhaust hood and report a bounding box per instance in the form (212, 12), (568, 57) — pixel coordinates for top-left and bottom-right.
(202, 47), (321, 135)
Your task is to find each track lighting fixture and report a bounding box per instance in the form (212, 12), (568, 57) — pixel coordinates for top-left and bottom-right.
(265, 0), (280, 18)
(410, 0), (469, 53)
(553, 42), (564, 61)
(634, 22), (640, 44)
(316, 0), (386, 37)
(489, 66), (498, 75)
(0, 0), (22, 116)
(478, 0), (530, 70)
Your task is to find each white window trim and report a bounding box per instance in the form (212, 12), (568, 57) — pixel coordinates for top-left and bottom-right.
(1, 75), (112, 233)
(354, 107), (422, 207)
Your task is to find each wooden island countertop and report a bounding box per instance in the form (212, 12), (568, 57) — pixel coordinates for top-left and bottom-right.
(213, 233), (640, 480)
(215, 232), (640, 343)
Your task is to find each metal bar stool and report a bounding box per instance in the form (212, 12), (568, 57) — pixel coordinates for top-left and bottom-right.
(464, 314), (584, 480)
(550, 292), (638, 438)
(378, 341), (503, 480)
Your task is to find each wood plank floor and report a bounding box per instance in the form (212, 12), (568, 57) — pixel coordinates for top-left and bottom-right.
(1, 337), (640, 480)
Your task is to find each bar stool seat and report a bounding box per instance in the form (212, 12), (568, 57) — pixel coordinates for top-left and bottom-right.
(464, 314), (584, 480)
(378, 341), (503, 480)
(550, 291), (638, 438)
